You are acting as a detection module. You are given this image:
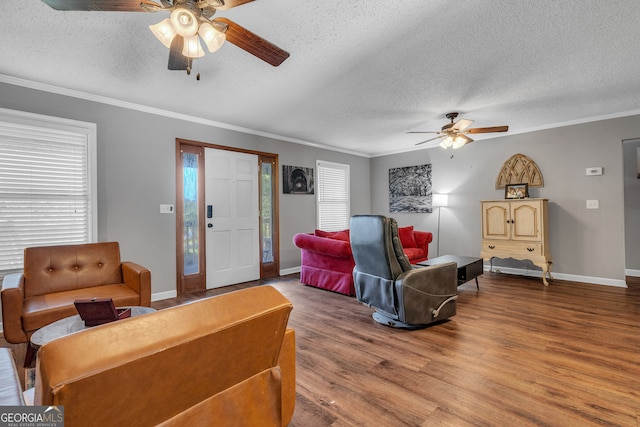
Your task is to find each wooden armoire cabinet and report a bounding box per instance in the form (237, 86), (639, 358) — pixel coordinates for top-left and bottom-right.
(480, 198), (553, 285)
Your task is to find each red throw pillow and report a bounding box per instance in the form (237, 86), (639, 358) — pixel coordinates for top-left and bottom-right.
(398, 226), (417, 248)
(315, 229), (350, 241)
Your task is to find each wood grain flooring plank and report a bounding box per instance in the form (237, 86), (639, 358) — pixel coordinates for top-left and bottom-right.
(3, 272), (640, 426)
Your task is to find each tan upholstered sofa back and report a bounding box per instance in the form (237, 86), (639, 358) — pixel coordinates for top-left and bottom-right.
(34, 285), (296, 426)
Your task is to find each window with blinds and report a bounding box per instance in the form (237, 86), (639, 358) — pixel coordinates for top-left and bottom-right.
(316, 160), (350, 231)
(0, 109), (97, 274)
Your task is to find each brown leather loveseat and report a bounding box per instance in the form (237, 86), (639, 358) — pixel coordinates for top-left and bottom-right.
(31, 285), (295, 426)
(1, 242), (151, 347)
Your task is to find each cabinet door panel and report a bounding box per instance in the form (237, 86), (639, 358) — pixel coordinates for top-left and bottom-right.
(483, 202), (510, 240)
(511, 200), (542, 241)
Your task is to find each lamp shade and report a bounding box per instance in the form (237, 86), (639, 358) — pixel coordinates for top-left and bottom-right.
(439, 136), (453, 149)
(182, 35), (205, 58)
(432, 194), (449, 207)
(149, 18), (176, 48)
(170, 8), (199, 37)
(199, 22), (226, 53)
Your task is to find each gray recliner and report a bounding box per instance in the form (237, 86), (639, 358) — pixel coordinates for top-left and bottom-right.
(350, 215), (458, 329)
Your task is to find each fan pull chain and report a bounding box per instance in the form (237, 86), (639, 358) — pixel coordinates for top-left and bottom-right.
(184, 58), (201, 80)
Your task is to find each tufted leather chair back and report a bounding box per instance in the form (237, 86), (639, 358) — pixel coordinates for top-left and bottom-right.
(23, 242), (123, 298)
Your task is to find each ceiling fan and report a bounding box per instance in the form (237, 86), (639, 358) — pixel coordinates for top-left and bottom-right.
(40, 0), (290, 77)
(408, 112), (509, 149)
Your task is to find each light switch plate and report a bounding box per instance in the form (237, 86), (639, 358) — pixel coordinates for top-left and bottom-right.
(586, 200), (599, 209)
(160, 204), (174, 214)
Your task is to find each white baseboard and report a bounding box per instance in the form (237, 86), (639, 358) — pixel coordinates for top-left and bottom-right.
(280, 266), (301, 276)
(624, 269), (640, 277)
(282, 263), (628, 287)
(484, 265), (627, 288)
(151, 290), (177, 302)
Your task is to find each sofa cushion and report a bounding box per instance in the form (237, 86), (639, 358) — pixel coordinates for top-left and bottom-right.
(398, 226), (417, 248)
(315, 229), (350, 241)
(22, 284), (142, 332)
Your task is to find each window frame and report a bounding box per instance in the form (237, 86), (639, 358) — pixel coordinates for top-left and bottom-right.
(0, 108), (97, 276)
(316, 160), (350, 231)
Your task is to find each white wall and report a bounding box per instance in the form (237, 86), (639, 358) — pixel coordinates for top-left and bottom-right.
(372, 115), (640, 286)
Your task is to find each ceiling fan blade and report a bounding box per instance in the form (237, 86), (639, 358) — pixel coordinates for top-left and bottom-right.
(215, 0), (255, 11)
(467, 126), (509, 134)
(452, 118), (474, 132)
(415, 135), (445, 146)
(213, 17), (290, 66)
(168, 36), (190, 70)
(406, 131), (439, 134)
(41, 0), (159, 11)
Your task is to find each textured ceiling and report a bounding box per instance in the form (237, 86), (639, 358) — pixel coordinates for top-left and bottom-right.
(2, 0), (640, 157)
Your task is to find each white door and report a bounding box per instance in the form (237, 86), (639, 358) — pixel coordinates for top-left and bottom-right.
(205, 148), (259, 288)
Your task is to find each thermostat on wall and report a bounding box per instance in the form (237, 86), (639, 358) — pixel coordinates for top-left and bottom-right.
(586, 167), (603, 176)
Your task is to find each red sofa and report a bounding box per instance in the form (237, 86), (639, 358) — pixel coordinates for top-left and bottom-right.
(293, 226), (433, 296)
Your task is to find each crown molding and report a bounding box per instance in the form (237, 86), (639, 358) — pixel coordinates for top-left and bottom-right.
(0, 74), (370, 158)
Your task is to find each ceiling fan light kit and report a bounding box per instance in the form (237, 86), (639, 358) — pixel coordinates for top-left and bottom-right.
(440, 133), (473, 150)
(409, 112), (509, 150)
(41, 0), (290, 77)
(149, 4), (225, 62)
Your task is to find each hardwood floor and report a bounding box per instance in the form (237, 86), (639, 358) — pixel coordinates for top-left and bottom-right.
(3, 273), (640, 426)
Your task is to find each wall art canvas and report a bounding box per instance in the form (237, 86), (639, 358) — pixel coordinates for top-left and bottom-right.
(389, 164), (432, 213)
(283, 165), (314, 194)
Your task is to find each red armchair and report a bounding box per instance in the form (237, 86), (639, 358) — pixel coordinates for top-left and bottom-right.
(293, 226), (432, 296)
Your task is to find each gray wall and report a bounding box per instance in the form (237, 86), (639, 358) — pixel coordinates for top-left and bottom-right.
(3, 79), (638, 291)
(0, 81), (370, 297)
(623, 138), (640, 272)
(372, 115), (640, 284)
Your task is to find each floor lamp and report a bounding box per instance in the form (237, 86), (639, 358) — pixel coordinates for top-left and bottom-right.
(432, 194), (448, 257)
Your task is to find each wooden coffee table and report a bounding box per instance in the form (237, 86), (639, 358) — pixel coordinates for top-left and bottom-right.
(417, 255), (483, 289)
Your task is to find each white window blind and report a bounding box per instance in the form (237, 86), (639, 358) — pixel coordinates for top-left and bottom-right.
(316, 160), (350, 231)
(0, 109), (97, 274)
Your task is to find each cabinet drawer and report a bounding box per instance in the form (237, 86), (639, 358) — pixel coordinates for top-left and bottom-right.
(482, 240), (542, 256)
